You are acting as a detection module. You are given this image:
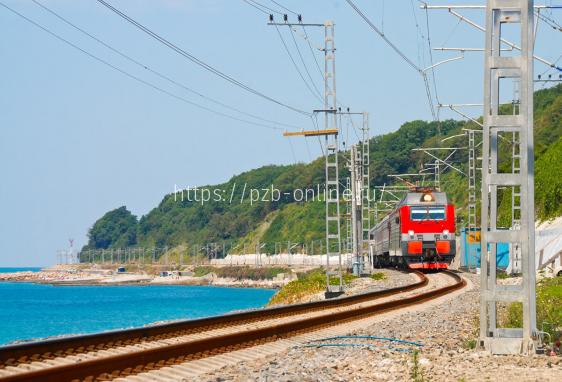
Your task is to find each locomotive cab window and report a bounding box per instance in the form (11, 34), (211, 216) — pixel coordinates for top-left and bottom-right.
(410, 206), (446, 221)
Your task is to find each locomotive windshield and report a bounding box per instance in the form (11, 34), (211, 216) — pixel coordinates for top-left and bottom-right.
(410, 206), (446, 221)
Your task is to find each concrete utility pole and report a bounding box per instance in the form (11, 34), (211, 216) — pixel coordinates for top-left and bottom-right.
(480, 0), (537, 355)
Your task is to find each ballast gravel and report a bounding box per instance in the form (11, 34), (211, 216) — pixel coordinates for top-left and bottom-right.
(200, 272), (562, 382)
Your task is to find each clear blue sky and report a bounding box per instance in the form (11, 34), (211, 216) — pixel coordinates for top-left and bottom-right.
(0, 1), (559, 266)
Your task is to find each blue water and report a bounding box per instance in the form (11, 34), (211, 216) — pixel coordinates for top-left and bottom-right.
(0, 283), (275, 346)
(0, 267), (42, 273)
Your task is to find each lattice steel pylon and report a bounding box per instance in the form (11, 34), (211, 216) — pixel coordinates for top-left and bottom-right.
(480, 0), (537, 354)
(360, 112), (371, 270)
(323, 20), (343, 294)
(509, 78), (522, 274)
(345, 176), (352, 254)
(434, 159), (440, 190)
(269, 18), (342, 294)
(467, 129), (478, 271)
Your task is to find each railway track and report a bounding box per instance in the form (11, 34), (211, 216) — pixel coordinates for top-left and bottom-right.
(0, 270), (465, 382)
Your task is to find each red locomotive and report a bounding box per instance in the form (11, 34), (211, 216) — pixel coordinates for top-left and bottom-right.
(369, 188), (457, 270)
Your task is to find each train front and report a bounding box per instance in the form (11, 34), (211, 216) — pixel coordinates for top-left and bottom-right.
(399, 190), (456, 270)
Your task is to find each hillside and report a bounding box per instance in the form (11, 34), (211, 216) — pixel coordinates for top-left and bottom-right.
(81, 84), (562, 257)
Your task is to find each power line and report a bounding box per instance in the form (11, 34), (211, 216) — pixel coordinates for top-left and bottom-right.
(536, 10), (562, 32)
(246, 0), (284, 16)
(345, 0), (421, 72)
(31, 0), (301, 130)
(421, 1), (442, 122)
(345, 0), (437, 120)
(0, 1), (285, 131)
(242, 0), (322, 103)
(288, 27), (324, 100)
(242, 0), (277, 16)
(270, 0), (298, 16)
(273, 24), (323, 104)
(96, 0), (311, 116)
(301, 26), (324, 80)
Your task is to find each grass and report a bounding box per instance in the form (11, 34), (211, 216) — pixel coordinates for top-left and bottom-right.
(371, 272), (386, 281)
(503, 276), (562, 343)
(267, 268), (357, 306)
(463, 339), (477, 350)
(192, 266), (288, 280)
(410, 350), (428, 382)
(496, 270), (511, 279)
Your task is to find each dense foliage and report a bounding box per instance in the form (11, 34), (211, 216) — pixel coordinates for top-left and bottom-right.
(81, 85), (562, 256)
(535, 136), (562, 220)
(83, 206), (137, 250)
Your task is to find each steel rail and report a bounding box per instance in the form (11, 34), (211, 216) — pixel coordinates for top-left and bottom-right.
(0, 271), (465, 382)
(0, 272), (426, 367)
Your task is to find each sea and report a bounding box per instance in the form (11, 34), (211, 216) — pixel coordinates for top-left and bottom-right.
(0, 267), (42, 273)
(0, 269), (275, 346)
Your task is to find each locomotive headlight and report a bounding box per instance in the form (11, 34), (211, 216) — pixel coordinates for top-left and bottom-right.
(422, 193), (434, 202)
(443, 229), (449, 239)
(408, 230), (415, 239)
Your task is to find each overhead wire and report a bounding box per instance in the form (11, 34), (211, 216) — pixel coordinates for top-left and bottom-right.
(412, 1), (438, 123)
(242, 0), (277, 16)
(381, 0), (385, 34)
(0, 1), (284, 131)
(31, 0), (301, 130)
(288, 136), (298, 163)
(410, 0), (425, 72)
(269, 0), (298, 15)
(301, 26), (324, 80)
(440, 18), (462, 47)
(244, 0), (329, 162)
(345, 0), (421, 73)
(345, 0), (437, 120)
(96, 0), (311, 116)
(288, 27), (324, 100)
(536, 10), (562, 32)
(243, 0), (283, 16)
(421, 1), (442, 126)
(273, 24), (324, 104)
(243, 0), (323, 105)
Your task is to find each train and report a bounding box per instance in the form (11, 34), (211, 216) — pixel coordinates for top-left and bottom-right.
(369, 188), (457, 270)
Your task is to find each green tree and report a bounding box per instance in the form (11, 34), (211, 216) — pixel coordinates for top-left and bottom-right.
(84, 206), (138, 249)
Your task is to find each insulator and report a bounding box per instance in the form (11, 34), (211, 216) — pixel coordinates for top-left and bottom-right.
(538, 74), (542, 79)
(269, 14), (273, 22)
(284, 14), (288, 22)
(298, 14), (302, 23)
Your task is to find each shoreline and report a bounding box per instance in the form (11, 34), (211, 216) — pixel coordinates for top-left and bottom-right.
(0, 279), (279, 290)
(0, 266), (291, 290)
